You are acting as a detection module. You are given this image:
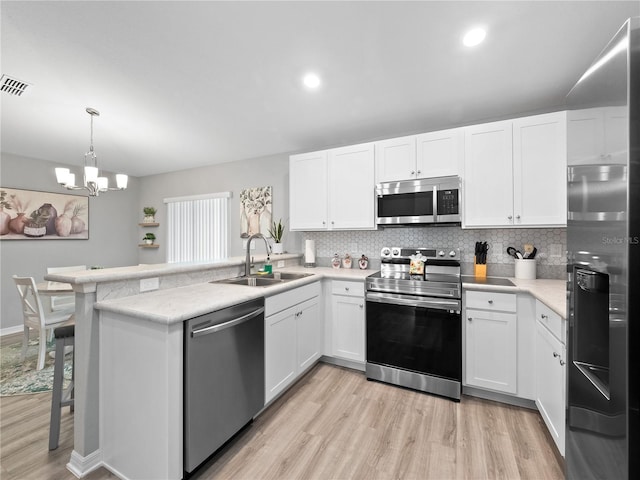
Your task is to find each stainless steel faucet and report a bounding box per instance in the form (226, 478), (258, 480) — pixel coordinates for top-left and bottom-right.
(245, 233), (271, 276)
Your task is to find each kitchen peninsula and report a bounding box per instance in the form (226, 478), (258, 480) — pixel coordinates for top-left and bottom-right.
(44, 256), (371, 478)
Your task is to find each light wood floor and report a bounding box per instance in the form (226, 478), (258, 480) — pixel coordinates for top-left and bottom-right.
(0, 362), (564, 480)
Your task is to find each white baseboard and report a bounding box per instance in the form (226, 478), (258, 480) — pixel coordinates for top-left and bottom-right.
(67, 449), (102, 478)
(0, 325), (24, 337)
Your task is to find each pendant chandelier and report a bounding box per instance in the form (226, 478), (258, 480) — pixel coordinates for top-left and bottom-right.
(55, 107), (128, 196)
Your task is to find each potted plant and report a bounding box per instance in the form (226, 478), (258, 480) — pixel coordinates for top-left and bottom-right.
(24, 207), (51, 238)
(142, 233), (156, 245)
(268, 218), (285, 254)
(143, 207), (157, 223)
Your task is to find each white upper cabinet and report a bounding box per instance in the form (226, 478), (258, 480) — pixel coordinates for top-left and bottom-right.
(415, 128), (463, 178)
(463, 112), (567, 228)
(375, 129), (462, 183)
(290, 150), (328, 230)
(290, 143), (375, 231)
(463, 120), (514, 227)
(374, 135), (417, 183)
(567, 106), (627, 165)
(513, 111), (567, 226)
(328, 143), (375, 230)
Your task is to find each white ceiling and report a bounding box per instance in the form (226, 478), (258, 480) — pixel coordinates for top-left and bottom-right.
(1, 1), (638, 178)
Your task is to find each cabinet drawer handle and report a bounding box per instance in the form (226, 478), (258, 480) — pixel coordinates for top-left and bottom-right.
(345, 287), (350, 292)
(417, 170), (421, 175)
(410, 170), (415, 175)
(359, 304), (364, 309)
(516, 215), (521, 220)
(553, 351), (559, 358)
(468, 317), (472, 322)
(541, 314), (548, 320)
(487, 300), (493, 305)
(508, 215), (513, 220)
(560, 359), (566, 366)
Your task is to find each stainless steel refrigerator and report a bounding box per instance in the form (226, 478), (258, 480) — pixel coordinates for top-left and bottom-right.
(566, 17), (639, 480)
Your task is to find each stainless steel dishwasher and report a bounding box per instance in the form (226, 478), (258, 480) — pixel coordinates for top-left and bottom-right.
(184, 297), (265, 475)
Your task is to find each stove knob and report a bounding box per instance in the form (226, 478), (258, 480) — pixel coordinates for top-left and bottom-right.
(381, 247), (391, 257)
(438, 250), (445, 257)
(392, 248), (400, 257)
(449, 250), (457, 257)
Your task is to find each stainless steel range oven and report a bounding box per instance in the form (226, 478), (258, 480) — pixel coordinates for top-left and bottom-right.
(366, 247), (462, 401)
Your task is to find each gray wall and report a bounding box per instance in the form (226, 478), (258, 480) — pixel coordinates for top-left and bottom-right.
(138, 153), (301, 263)
(0, 153), (140, 332)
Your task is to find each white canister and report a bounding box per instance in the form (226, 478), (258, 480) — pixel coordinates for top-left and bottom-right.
(514, 259), (536, 280)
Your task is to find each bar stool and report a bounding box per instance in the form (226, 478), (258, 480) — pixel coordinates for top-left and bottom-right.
(49, 324), (74, 450)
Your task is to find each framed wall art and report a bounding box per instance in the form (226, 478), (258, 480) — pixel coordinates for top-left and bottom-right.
(239, 186), (272, 238)
(0, 187), (89, 240)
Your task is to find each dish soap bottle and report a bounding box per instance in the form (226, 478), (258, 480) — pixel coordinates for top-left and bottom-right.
(264, 256), (272, 274)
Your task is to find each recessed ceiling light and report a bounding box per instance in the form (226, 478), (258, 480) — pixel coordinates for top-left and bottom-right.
(463, 28), (487, 47)
(303, 73), (321, 89)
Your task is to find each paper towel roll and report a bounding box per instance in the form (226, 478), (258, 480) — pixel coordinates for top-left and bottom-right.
(304, 239), (316, 266)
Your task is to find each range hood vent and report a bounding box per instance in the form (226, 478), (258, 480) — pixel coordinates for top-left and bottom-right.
(1, 75), (30, 96)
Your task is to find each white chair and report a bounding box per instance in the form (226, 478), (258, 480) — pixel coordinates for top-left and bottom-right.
(46, 265), (86, 311)
(13, 276), (74, 371)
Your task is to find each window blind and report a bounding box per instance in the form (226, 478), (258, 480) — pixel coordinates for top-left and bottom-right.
(165, 192), (230, 263)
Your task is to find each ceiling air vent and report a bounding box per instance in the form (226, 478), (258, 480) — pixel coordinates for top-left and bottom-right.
(0, 75), (31, 96)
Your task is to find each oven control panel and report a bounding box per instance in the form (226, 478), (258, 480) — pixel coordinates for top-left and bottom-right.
(381, 246), (458, 260)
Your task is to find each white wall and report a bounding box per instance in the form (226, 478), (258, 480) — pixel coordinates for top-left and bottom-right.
(0, 153), (140, 332)
(137, 153), (301, 263)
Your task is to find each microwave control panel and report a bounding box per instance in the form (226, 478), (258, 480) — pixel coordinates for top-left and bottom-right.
(437, 189), (459, 215)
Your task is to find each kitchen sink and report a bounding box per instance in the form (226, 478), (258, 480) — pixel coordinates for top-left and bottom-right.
(212, 277), (283, 287)
(264, 272), (314, 281)
(211, 272), (314, 287)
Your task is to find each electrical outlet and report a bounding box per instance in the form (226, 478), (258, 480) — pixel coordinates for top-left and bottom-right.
(550, 244), (563, 257)
(140, 277), (159, 292)
(277, 260), (285, 268)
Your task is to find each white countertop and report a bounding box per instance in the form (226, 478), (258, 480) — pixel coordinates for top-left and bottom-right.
(462, 277), (567, 319)
(95, 265), (373, 324)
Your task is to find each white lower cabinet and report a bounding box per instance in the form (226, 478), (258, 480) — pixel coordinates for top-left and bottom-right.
(465, 290), (518, 394)
(265, 306), (297, 403)
(464, 290), (536, 399)
(535, 301), (566, 456)
(296, 298), (322, 372)
(465, 307), (517, 394)
(265, 282), (321, 403)
(330, 280), (365, 363)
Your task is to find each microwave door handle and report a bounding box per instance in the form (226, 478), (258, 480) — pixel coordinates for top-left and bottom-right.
(433, 185), (438, 222)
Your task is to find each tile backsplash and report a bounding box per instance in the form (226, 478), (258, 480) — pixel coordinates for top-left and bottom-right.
(299, 226), (567, 279)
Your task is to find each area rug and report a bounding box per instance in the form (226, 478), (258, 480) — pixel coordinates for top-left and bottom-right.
(0, 338), (72, 396)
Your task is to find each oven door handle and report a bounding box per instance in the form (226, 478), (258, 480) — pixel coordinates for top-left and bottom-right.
(366, 292), (461, 312)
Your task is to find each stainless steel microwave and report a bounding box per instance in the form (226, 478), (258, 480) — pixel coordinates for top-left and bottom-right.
(376, 176), (461, 226)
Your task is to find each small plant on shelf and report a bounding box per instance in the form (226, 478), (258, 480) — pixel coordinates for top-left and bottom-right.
(143, 207), (157, 223)
(142, 232), (156, 245)
(268, 218), (285, 254)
